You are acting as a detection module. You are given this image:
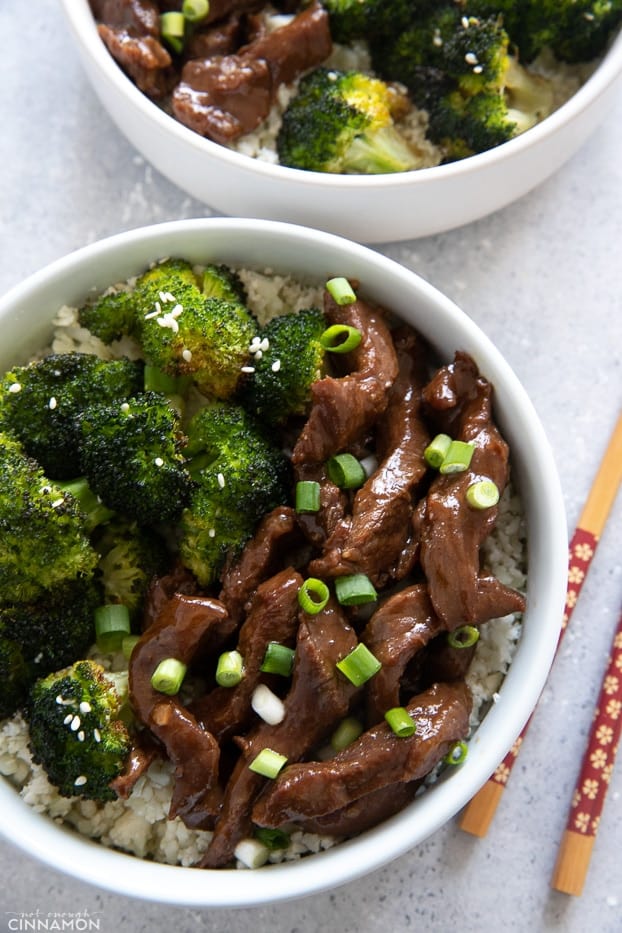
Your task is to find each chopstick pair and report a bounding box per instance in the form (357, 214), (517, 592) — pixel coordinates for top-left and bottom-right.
(459, 411), (622, 893)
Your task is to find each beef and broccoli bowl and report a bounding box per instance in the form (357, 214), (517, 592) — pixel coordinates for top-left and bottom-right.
(60, 1), (622, 239)
(0, 220), (567, 905)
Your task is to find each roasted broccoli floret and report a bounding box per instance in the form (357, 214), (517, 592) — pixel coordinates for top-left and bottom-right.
(0, 353), (144, 479)
(321, 0), (416, 43)
(94, 518), (170, 623)
(201, 263), (247, 303)
(179, 402), (290, 585)
(0, 434), (99, 605)
(277, 68), (420, 174)
(0, 633), (32, 721)
(372, 7), (554, 158)
(465, 0), (622, 63)
(0, 578), (102, 719)
(78, 288), (138, 344)
(135, 259), (259, 399)
(27, 660), (131, 800)
(77, 391), (192, 526)
(239, 308), (327, 426)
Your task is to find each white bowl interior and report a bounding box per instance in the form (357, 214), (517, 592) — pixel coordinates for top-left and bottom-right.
(0, 219), (568, 905)
(58, 0), (622, 241)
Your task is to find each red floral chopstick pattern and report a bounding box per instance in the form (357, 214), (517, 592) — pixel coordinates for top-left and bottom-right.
(488, 527), (598, 789)
(566, 610), (622, 837)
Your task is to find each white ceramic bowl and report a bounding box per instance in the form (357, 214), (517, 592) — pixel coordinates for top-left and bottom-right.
(59, 1), (622, 242)
(0, 218), (568, 906)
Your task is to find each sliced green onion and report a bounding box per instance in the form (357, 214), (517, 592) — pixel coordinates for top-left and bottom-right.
(320, 324), (362, 354)
(160, 11), (185, 51)
(330, 716), (363, 752)
(326, 453), (366, 489)
(336, 643), (381, 686)
(234, 838), (269, 869)
(439, 440), (475, 474)
(325, 276), (357, 305)
(249, 747), (288, 779)
(151, 657), (187, 695)
(254, 827), (290, 851)
(298, 578), (330, 614)
(94, 604), (131, 653)
(295, 480), (321, 513)
(251, 684), (285, 725)
(215, 650), (244, 687)
(182, 0), (209, 22)
(334, 573), (377, 606)
(260, 642), (295, 677)
(444, 740), (468, 765)
(466, 479), (500, 509)
(424, 433), (452, 469)
(384, 706), (416, 738)
(447, 625), (480, 649)
(121, 634), (140, 660)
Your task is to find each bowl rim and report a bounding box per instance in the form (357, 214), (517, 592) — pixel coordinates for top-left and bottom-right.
(0, 218), (569, 907)
(60, 0), (622, 191)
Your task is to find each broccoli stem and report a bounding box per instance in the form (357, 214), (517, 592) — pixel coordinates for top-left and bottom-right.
(57, 478), (115, 532)
(344, 125), (420, 174)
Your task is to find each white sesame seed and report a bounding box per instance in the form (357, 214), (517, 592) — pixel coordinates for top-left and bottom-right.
(259, 338), (270, 352)
(208, 528), (216, 538)
(249, 337), (261, 351)
(433, 30), (443, 47)
(154, 457), (164, 467)
(78, 731), (85, 742)
(33, 652), (43, 664)
(94, 728), (101, 743)
(42, 485), (52, 495)
(271, 359), (281, 372)
(241, 366), (255, 373)
(159, 291), (169, 303)
(55, 695), (65, 705)
(473, 64), (483, 74)
(584, 11), (595, 20)
(121, 402), (130, 413)
(8, 383), (21, 393)
(144, 309), (160, 320)
(51, 498), (64, 508)
(74, 775), (88, 787)
(217, 472), (226, 489)
(170, 303), (184, 318)
(254, 349), (263, 361)
(64, 714), (73, 725)
(70, 716), (81, 731)
(465, 52), (478, 65)
(79, 701), (91, 714)
(155, 300), (162, 315)
(461, 15), (470, 28)
(182, 349), (192, 362)
(48, 397), (57, 411)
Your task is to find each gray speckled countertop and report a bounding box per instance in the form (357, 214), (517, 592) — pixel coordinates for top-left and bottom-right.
(1, 2), (621, 931)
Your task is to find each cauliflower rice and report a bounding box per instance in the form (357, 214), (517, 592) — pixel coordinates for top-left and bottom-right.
(0, 267), (527, 870)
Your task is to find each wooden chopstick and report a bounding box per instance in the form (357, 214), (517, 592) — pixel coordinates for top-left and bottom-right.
(551, 603), (622, 895)
(459, 410), (622, 838)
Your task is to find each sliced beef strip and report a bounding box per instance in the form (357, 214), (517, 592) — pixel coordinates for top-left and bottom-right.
(291, 290), (399, 466)
(199, 599), (360, 868)
(171, 2), (332, 143)
(310, 327), (430, 586)
(218, 506), (301, 623)
(415, 352), (526, 630)
(252, 681), (471, 827)
(109, 730), (159, 799)
(191, 568), (303, 741)
(91, 0), (174, 98)
(129, 593), (235, 827)
(362, 584), (446, 724)
(295, 780), (421, 838)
